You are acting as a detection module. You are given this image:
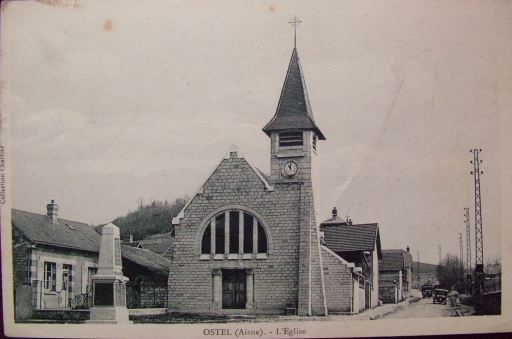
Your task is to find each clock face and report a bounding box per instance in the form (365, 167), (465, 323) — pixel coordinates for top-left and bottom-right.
(283, 160), (299, 178)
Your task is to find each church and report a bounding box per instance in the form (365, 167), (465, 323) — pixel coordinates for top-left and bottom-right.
(169, 45), (378, 316)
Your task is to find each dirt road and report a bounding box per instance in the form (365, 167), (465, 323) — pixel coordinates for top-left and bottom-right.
(382, 296), (458, 319)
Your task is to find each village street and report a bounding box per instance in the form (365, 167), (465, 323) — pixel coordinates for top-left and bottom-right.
(129, 290), (474, 324)
(381, 296), (455, 319)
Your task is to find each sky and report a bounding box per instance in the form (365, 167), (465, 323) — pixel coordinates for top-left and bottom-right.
(2, 0), (510, 265)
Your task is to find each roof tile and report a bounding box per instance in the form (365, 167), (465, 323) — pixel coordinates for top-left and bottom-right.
(262, 48), (325, 140)
(322, 223), (378, 252)
(12, 209), (101, 253)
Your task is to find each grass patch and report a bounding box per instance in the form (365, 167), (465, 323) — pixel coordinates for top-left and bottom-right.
(131, 312), (256, 324)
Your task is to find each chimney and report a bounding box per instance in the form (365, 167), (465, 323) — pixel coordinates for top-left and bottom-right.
(332, 207), (337, 219)
(47, 200), (59, 223)
(407, 246), (410, 253)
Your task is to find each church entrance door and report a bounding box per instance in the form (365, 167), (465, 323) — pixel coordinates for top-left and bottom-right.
(222, 269), (246, 309)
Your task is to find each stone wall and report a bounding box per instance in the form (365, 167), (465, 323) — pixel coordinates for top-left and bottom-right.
(12, 230), (30, 288)
(321, 247), (353, 313)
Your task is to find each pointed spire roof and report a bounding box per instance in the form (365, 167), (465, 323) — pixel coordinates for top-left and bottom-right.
(263, 48), (325, 140)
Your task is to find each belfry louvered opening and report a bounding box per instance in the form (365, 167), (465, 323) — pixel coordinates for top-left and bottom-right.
(278, 131), (303, 147)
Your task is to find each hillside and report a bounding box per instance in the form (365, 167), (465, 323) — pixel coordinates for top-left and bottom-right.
(413, 261), (438, 274)
(94, 197), (187, 241)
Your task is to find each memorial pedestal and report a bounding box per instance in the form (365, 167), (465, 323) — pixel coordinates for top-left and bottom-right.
(86, 275), (132, 324)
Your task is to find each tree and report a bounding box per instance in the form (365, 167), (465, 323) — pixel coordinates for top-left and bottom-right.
(485, 256), (501, 275)
(436, 253), (466, 292)
(93, 196), (189, 241)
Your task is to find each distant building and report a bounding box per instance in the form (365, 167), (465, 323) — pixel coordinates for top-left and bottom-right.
(12, 201), (171, 320)
(379, 249), (413, 303)
(126, 233), (175, 260)
(320, 208), (382, 310)
(122, 246), (172, 309)
(12, 202), (100, 312)
(411, 261), (438, 289)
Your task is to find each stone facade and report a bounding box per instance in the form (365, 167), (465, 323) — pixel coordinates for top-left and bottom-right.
(169, 154), (304, 313)
(24, 244), (98, 310)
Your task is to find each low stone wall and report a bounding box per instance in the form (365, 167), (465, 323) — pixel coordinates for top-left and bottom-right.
(32, 310), (90, 321)
(321, 247), (353, 313)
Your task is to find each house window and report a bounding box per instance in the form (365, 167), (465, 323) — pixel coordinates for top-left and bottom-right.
(279, 131), (303, 147)
(201, 210), (268, 256)
(44, 262), (56, 291)
(62, 264), (72, 292)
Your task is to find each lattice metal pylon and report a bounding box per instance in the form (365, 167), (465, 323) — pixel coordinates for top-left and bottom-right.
(465, 207), (471, 275)
(459, 233), (463, 285)
(470, 149), (484, 271)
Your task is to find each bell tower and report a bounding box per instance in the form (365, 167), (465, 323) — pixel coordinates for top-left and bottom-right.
(262, 44), (327, 316)
(262, 47), (325, 185)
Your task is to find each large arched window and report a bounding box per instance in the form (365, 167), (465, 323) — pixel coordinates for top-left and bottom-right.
(200, 210), (268, 258)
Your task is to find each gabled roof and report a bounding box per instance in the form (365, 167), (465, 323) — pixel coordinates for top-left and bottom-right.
(172, 147), (274, 225)
(121, 245), (172, 277)
(262, 48), (325, 140)
(136, 233), (175, 259)
(321, 223), (381, 259)
(403, 251), (413, 268)
(380, 249), (413, 271)
(12, 209), (101, 253)
(12, 208), (173, 276)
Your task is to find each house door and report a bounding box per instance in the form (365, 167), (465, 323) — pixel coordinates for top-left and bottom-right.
(222, 269), (246, 309)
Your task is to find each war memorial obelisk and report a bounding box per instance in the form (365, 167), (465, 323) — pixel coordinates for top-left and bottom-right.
(86, 223), (132, 324)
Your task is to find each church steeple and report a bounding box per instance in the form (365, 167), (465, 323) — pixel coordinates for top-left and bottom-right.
(262, 48), (325, 140)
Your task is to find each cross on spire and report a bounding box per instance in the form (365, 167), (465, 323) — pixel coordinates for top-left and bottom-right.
(288, 16), (302, 48)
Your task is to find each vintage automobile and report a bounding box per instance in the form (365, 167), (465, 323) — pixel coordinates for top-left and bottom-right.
(421, 284), (433, 298)
(432, 288), (449, 304)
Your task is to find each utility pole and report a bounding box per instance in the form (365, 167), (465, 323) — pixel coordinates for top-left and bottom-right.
(465, 207), (472, 294)
(470, 149), (484, 302)
(470, 149), (484, 271)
